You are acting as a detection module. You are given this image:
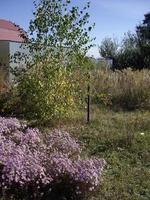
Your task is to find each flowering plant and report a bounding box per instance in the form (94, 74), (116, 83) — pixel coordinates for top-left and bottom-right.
(0, 117), (106, 199)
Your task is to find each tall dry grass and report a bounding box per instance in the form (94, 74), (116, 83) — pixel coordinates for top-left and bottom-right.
(92, 68), (150, 110)
(0, 70), (9, 92)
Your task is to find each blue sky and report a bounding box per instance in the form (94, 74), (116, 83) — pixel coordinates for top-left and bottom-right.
(0, 0), (149, 57)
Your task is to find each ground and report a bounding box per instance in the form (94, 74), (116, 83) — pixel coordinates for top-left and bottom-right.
(61, 107), (150, 200)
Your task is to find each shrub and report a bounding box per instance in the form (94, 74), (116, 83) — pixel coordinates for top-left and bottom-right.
(0, 116), (105, 200)
(0, 72), (8, 93)
(15, 65), (80, 121)
(0, 72), (11, 115)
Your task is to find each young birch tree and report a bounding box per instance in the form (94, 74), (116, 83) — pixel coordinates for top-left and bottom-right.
(13, 0), (94, 121)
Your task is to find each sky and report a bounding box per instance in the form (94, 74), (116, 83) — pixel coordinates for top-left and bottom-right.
(0, 0), (150, 58)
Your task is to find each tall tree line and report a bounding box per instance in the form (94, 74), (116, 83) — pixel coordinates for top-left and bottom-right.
(99, 12), (150, 70)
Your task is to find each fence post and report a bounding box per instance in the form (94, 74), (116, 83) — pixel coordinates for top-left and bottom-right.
(87, 73), (90, 123)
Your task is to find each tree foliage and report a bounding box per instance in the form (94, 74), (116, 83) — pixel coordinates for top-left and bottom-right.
(98, 37), (118, 59)
(116, 32), (142, 69)
(136, 12), (150, 68)
(11, 0), (94, 121)
(20, 0), (94, 71)
(99, 12), (150, 70)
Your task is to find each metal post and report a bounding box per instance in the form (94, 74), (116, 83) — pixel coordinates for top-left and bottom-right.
(87, 83), (90, 123)
(87, 72), (90, 123)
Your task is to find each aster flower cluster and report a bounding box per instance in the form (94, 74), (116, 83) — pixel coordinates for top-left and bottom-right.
(0, 116), (106, 199)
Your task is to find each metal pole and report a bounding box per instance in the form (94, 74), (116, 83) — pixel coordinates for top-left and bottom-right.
(87, 73), (90, 123)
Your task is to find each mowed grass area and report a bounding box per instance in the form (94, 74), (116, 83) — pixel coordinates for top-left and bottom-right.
(60, 107), (150, 200)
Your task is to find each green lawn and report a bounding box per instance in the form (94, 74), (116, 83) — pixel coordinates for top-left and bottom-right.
(63, 108), (150, 200)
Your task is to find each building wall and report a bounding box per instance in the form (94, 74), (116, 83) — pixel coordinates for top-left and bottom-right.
(9, 42), (29, 81)
(9, 42), (28, 60)
(0, 41), (9, 82)
(0, 41), (29, 82)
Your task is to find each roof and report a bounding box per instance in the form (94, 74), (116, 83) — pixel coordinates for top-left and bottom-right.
(0, 19), (25, 42)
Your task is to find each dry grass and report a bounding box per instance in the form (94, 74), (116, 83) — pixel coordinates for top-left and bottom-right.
(92, 68), (150, 110)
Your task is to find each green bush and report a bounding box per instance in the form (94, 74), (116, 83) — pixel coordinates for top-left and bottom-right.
(14, 63), (82, 121)
(0, 72), (11, 115)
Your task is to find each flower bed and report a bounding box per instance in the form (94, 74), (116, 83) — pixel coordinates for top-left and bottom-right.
(0, 117), (105, 200)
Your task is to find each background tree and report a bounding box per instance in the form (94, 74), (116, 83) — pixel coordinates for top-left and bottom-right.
(99, 33), (144, 70)
(99, 12), (150, 70)
(98, 37), (118, 58)
(116, 32), (142, 69)
(136, 12), (150, 68)
(98, 37), (119, 69)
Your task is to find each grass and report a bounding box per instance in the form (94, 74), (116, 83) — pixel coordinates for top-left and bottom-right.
(1, 101), (150, 200)
(60, 107), (150, 200)
(1, 66), (150, 199)
(92, 68), (150, 111)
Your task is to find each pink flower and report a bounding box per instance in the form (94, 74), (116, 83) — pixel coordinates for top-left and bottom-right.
(0, 116), (106, 198)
